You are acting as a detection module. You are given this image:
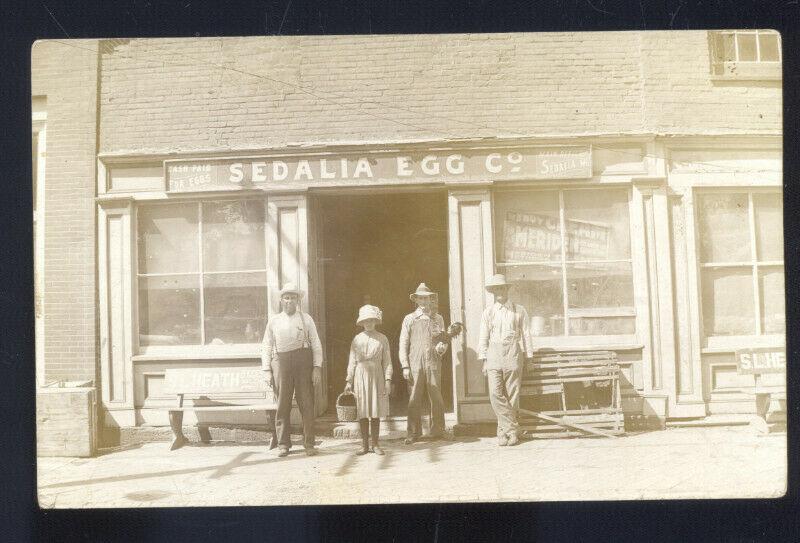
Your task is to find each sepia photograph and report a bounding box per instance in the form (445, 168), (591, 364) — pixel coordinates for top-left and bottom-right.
(32, 30), (786, 508)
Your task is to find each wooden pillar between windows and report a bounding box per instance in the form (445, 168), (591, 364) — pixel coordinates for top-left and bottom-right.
(97, 199), (136, 428)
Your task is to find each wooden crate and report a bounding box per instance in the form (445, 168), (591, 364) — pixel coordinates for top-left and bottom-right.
(520, 351), (623, 438)
(37, 382), (97, 457)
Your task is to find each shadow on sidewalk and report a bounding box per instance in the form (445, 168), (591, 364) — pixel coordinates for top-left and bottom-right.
(333, 435), (480, 477)
(40, 439), (359, 490)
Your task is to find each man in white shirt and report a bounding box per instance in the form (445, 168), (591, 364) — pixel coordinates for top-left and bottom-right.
(478, 274), (534, 447)
(262, 283), (324, 457)
(399, 283), (449, 444)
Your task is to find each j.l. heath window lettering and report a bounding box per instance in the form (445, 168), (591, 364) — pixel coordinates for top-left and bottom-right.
(33, 32), (785, 507)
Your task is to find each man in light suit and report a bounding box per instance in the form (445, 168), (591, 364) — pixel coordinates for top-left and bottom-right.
(478, 274), (534, 446)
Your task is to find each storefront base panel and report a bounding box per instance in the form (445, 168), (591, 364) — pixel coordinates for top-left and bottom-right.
(457, 401), (496, 424)
(103, 406), (304, 429)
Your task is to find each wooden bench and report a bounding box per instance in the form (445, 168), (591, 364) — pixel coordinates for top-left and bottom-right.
(163, 367), (277, 450)
(736, 348), (786, 434)
(519, 350), (624, 439)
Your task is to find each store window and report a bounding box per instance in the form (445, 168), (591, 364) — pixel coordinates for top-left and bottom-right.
(709, 30), (781, 79)
(697, 191), (784, 338)
(137, 200), (267, 347)
(494, 188), (635, 337)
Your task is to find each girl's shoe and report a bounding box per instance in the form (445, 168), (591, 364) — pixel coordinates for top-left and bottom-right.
(356, 418), (370, 455)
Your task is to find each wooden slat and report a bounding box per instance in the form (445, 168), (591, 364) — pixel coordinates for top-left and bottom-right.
(519, 414), (621, 425)
(531, 354), (617, 362)
(168, 404), (277, 412)
(518, 407), (618, 438)
(520, 385), (564, 395)
(523, 375), (618, 385)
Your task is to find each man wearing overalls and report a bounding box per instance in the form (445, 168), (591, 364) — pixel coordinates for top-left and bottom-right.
(399, 283), (449, 444)
(478, 274), (534, 446)
(261, 283), (324, 457)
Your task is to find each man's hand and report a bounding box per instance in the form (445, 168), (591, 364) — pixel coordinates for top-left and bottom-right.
(479, 359), (487, 377)
(403, 367), (412, 384)
(344, 381), (353, 394)
(312, 367), (322, 387)
(434, 341), (448, 356)
(263, 368), (275, 389)
(385, 379), (392, 396)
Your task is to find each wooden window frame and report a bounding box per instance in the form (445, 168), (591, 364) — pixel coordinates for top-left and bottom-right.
(710, 30), (782, 80)
(136, 198), (269, 357)
(696, 188), (784, 351)
(493, 186), (638, 345)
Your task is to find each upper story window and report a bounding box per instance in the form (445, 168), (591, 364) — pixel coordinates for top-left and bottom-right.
(710, 30), (781, 79)
(137, 200), (268, 348)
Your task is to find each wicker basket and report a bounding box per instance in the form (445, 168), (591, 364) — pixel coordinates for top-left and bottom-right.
(336, 391), (358, 422)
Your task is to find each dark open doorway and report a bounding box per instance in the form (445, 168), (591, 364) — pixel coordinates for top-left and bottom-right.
(316, 190), (451, 416)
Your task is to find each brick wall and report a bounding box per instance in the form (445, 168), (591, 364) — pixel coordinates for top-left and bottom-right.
(98, 32), (780, 155)
(32, 40), (98, 383)
(640, 31), (781, 133)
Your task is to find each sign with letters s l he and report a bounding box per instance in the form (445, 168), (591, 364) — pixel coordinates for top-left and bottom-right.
(735, 348), (786, 375)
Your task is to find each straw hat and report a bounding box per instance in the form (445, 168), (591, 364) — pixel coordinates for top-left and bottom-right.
(356, 305), (382, 326)
(409, 282), (436, 301)
(278, 283), (303, 298)
(484, 273), (510, 291)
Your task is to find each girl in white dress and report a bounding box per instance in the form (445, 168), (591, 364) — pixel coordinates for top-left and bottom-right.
(344, 305), (393, 455)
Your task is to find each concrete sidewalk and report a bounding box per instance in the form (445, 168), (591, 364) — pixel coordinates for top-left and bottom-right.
(37, 426), (786, 508)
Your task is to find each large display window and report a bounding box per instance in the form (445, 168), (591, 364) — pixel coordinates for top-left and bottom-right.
(696, 190), (784, 342)
(493, 188), (635, 338)
(136, 200), (268, 349)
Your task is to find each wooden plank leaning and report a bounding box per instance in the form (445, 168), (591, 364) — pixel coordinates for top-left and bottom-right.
(518, 407), (619, 439)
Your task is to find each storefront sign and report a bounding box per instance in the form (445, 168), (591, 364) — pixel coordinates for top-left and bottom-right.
(164, 146), (592, 192)
(163, 367), (269, 394)
(502, 211), (610, 262)
(735, 348), (786, 375)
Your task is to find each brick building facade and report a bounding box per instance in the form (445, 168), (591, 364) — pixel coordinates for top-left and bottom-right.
(33, 32), (784, 441)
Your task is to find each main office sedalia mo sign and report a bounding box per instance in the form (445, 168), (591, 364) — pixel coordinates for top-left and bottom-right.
(164, 146), (593, 192)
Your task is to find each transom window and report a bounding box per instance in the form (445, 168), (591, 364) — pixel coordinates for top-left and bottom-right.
(710, 30), (781, 78)
(494, 188), (635, 337)
(697, 191), (784, 338)
(137, 200), (267, 347)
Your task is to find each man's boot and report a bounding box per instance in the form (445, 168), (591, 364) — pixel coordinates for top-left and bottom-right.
(356, 418), (370, 455)
(370, 418), (384, 455)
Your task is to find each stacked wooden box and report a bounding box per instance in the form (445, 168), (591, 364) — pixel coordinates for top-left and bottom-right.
(520, 351), (624, 439)
(37, 381), (97, 457)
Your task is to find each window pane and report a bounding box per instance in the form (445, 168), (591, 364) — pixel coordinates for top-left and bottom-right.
(758, 32), (780, 61)
(502, 264), (565, 336)
(203, 200), (266, 272)
(753, 192), (783, 261)
(569, 316), (636, 336)
(719, 32), (736, 62)
(138, 204), (199, 274)
(701, 268), (755, 336)
(564, 189), (630, 261)
(697, 193), (751, 263)
(759, 267), (785, 334)
(737, 33), (757, 61)
(204, 272), (268, 344)
(138, 275), (201, 345)
(566, 262), (635, 335)
(494, 191), (561, 263)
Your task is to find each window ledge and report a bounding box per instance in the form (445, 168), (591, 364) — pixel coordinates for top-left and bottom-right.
(531, 337), (643, 352)
(710, 75), (781, 82)
(133, 349), (261, 362)
(702, 335), (785, 354)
